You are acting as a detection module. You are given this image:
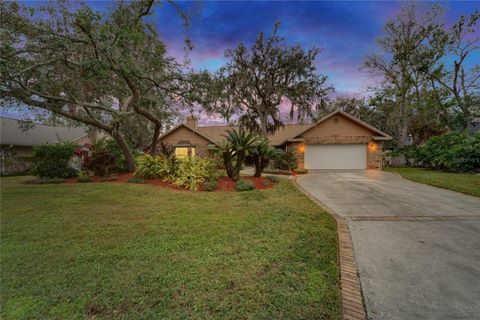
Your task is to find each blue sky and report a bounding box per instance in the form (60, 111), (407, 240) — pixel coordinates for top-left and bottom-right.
(150, 0), (479, 95)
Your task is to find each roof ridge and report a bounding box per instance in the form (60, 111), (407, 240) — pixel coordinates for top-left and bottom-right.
(1, 116), (87, 129)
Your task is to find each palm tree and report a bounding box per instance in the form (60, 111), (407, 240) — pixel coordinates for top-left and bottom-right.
(209, 129), (259, 181)
(251, 139), (283, 177)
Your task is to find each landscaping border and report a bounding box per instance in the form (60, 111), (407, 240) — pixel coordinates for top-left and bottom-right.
(293, 177), (367, 320)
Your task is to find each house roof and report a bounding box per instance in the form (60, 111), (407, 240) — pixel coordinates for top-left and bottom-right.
(159, 110), (392, 146)
(0, 117), (89, 147)
(283, 110), (392, 143)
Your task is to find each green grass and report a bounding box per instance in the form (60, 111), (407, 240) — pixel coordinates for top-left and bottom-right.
(0, 177), (339, 319)
(386, 167), (480, 197)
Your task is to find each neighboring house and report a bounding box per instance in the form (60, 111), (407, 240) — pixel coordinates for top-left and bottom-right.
(159, 110), (392, 170)
(0, 117), (104, 175)
(0, 116), (103, 157)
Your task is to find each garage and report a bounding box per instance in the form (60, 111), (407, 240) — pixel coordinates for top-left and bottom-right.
(304, 144), (367, 169)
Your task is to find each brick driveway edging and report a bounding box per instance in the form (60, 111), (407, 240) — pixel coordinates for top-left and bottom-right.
(293, 177), (367, 320)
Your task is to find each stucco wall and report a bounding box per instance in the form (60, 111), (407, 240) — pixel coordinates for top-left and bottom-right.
(159, 126), (211, 155)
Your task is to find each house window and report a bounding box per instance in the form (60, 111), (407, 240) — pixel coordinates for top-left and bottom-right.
(175, 146), (196, 158)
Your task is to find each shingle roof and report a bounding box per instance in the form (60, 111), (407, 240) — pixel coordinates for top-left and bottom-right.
(1, 117), (89, 146)
(195, 123), (313, 146)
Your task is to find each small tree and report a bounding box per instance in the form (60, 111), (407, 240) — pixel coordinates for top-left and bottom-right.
(209, 129), (259, 181)
(250, 139), (283, 177)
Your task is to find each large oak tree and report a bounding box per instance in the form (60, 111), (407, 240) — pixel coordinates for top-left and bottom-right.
(1, 0), (199, 171)
(207, 22), (332, 136)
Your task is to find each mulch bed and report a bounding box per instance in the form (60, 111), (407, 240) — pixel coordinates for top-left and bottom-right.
(66, 173), (276, 192)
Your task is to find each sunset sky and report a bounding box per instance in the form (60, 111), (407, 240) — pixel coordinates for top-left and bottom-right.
(4, 1), (479, 124)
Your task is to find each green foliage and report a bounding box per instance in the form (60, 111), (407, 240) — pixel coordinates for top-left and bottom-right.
(235, 179), (255, 191)
(209, 22), (331, 135)
(417, 133), (480, 172)
(266, 175), (280, 183)
(173, 157), (216, 191)
(134, 154), (171, 179)
(202, 179), (218, 192)
(31, 142), (77, 178)
(251, 139), (283, 177)
(209, 129), (259, 181)
(274, 149), (298, 171)
(84, 149), (116, 177)
(94, 138), (139, 172)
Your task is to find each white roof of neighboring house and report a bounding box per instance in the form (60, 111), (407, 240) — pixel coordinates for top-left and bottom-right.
(0, 117), (89, 147)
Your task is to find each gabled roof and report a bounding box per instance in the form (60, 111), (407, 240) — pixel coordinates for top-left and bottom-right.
(1, 117), (89, 147)
(158, 110), (391, 147)
(157, 123), (216, 143)
(281, 110), (392, 144)
(159, 122), (312, 146)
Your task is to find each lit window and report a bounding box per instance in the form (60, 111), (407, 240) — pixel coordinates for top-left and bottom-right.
(175, 147), (195, 158)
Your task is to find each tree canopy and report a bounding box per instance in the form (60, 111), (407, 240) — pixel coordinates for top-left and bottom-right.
(1, 0), (201, 171)
(206, 22), (332, 136)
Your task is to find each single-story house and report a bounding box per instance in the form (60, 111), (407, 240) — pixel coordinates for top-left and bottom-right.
(0, 116), (103, 157)
(158, 110), (392, 170)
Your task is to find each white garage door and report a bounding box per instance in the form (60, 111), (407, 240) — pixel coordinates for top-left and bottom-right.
(304, 144), (367, 169)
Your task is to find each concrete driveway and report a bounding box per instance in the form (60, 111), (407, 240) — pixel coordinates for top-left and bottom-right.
(297, 170), (480, 320)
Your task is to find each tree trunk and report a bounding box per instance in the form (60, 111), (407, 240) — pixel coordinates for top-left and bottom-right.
(233, 153), (245, 181)
(113, 133), (136, 172)
(150, 123), (161, 156)
(253, 156), (268, 177)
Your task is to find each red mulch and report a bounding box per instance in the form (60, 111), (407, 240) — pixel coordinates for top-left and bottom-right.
(66, 173), (276, 192)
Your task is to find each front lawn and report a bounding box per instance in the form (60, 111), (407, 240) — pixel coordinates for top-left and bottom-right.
(386, 167), (480, 197)
(0, 177), (339, 319)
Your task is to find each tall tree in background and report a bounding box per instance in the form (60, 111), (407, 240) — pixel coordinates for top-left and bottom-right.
(362, 4), (435, 146)
(417, 9), (480, 129)
(207, 22), (332, 136)
(1, 0), (199, 171)
(363, 3), (479, 147)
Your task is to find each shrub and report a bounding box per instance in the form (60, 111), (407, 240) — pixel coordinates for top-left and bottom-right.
(173, 157), (216, 191)
(135, 154), (170, 179)
(273, 149), (298, 171)
(261, 180), (270, 187)
(93, 138), (139, 172)
(266, 175), (280, 183)
(203, 179), (218, 192)
(127, 177), (146, 184)
(84, 149), (116, 177)
(31, 142), (77, 178)
(417, 132), (480, 172)
(77, 175), (92, 183)
(235, 179), (255, 191)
